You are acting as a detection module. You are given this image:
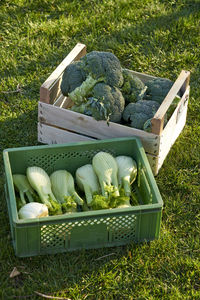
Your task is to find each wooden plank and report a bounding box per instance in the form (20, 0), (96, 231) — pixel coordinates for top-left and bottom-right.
(38, 123), (159, 175)
(61, 97), (74, 109)
(38, 102), (160, 155)
(53, 94), (66, 107)
(49, 77), (62, 104)
(157, 87), (189, 170)
(40, 43), (87, 104)
(181, 71), (190, 94)
(146, 153), (159, 176)
(151, 118), (165, 137)
(53, 94), (74, 109)
(38, 123), (94, 144)
(40, 75), (63, 105)
(151, 70), (190, 135)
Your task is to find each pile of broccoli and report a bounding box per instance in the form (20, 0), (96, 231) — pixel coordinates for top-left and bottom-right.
(61, 51), (125, 123)
(61, 50), (176, 130)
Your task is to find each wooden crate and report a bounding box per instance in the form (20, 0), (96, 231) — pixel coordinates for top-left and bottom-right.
(38, 43), (190, 175)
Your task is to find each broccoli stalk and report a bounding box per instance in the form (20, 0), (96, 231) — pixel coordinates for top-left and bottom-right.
(71, 83), (125, 123)
(71, 96), (111, 123)
(68, 75), (104, 104)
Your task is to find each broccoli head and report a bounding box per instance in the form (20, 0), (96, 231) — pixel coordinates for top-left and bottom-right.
(123, 100), (160, 130)
(61, 51), (124, 104)
(93, 83), (125, 122)
(80, 51), (124, 88)
(61, 60), (86, 96)
(71, 82), (125, 123)
(145, 78), (174, 104)
(120, 69), (147, 103)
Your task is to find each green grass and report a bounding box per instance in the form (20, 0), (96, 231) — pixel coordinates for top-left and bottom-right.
(0, 0), (200, 299)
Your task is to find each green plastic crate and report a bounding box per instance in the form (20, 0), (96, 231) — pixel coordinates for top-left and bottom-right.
(3, 137), (163, 257)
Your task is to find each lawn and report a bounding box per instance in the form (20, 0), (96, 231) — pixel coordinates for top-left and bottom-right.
(0, 0), (200, 299)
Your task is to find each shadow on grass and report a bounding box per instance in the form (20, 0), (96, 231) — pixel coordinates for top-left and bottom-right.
(0, 109), (39, 234)
(0, 108), (38, 153)
(98, 4), (200, 69)
(2, 1), (200, 64)
(1, 0), (199, 90)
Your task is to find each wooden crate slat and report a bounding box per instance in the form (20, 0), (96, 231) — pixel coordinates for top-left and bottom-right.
(38, 102), (160, 156)
(146, 153), (159, 176)
(40, 43), (87, 104)
(38, 123), (159, 174)
(158, 87), (189, 169)
(38, 123), (94, 144)
(49, 77), (62, 104)
(53, 93), (66, 107)
(151, 70), (190, 135)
